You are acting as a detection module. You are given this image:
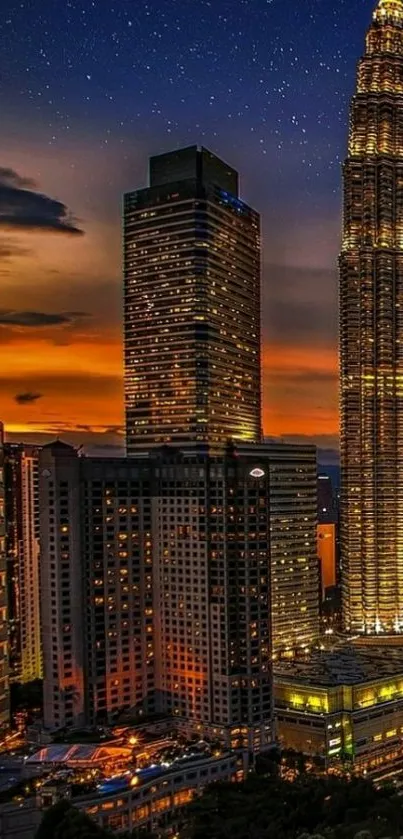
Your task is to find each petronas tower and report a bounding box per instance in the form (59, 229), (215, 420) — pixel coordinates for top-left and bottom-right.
(341, 0), (403, 634)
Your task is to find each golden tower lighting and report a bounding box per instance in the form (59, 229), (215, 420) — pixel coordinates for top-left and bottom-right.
(340, 0), (403, 634)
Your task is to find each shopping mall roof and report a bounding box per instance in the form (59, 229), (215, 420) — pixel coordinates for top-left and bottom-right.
(26, 744), (132, 767)
(274, 642), (403, 687)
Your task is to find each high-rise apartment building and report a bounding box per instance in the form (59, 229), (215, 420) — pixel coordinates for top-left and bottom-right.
(124, 146), (261, 452)
(39, 441), (154, 731)
(340, 0), (403, 634)
(0, 426), (9, 729)
(40, 439), (318, 747)
(40, 442), (271, 748)
(152, 444), (272, 752)
(4, 445), (41, 683)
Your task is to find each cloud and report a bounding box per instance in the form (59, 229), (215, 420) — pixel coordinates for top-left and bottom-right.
(0, 238), (31, 259)
(0, 310), (89, 327)
(14, 391), (43, 405)
(0, 169), (36, 189)
(0, 167), (84, 235)
(0, 371), (121, 400)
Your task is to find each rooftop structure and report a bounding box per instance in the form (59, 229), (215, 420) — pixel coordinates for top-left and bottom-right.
(274, 643), (403, 687)
(26, 744), (132, 769)
(274, 642), (403, 775)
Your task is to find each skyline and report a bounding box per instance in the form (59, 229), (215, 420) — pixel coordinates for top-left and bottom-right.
(0, 0), (375, 455)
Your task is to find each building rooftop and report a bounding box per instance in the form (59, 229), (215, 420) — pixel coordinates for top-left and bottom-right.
(26, 744), (132, 766)
(274, 642), (403, 687)
(41, 439), (76, 453)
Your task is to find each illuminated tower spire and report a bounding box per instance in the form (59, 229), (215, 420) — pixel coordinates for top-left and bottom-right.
(340, 1), (403, 635)
(373, 0), (403, 24)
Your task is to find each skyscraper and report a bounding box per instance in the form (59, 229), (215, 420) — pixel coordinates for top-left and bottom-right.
(124, 146), (261, 453)
(4, 445), (41, 683)
(40, 437), (319, 746)
(39, 441), (272, 749)
(268, 443), (319, 657)
(340, 0), (403, 634)
(0, 426), (9, 729)
(39, 441), (154, 731)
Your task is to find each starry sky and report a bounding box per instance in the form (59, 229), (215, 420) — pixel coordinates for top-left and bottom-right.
(0, 0), (377, 456)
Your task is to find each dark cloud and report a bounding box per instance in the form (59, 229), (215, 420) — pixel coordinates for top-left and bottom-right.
(0, 167), (84, 236)
(14, 392), (43, 405)
(0, 372), (121, 399)
(0, 310), (89, 327)
(0, 169), (36, 189)
(0, 238), (31, 259)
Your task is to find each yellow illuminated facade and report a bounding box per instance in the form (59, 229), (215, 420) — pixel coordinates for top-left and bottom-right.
(274, 645), (403, 774)
(268, 444), (320, 657)
(124, 146), (261, 453)
(340, 0), (403, 634)
(4, 445), (42, 684)
(0, 425), (9, 730)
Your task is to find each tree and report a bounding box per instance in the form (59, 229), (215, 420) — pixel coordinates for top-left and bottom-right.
(186, 774), (403, 839)
(35, 802), (112, 839)
(34, 799), (72, 839)
(54, 808), (109, 839)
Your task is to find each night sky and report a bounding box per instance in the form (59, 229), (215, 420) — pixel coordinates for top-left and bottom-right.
(0, 0), (376, 455)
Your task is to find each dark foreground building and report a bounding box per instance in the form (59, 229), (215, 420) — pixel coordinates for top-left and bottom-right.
(39, 439), (318, 751)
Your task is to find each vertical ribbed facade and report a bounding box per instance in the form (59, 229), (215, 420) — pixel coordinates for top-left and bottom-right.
(124, 146), (261, 453)
(268, 444), (319, 656)
(341, 0), (403, 633)
(4, 445), (42, 684)
(0, 426), (9, 729)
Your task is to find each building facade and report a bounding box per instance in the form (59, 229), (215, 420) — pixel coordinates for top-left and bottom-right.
(4, 445), (41, 683)
(124, 146), (261, 453)
(340, 0), (403, 634)
(0, 752), (242, 839)
(0, 426), (9, 729)
(152, 444), (272, 752)
(39, 441), (154, 731)
(268, 443), (319, 657)
(275, 642), (403, 777)
(40, 438), (318, 748)
(39, 442), (272, 749)
(317, 524), (337, 597)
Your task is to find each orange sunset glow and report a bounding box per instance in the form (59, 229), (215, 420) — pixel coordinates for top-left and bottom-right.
(0, 141), (339, 453)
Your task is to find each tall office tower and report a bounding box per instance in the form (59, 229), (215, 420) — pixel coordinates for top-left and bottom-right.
(4, 445), (41, 683)
(268, 444), (319, 657)
(39, 442), (154, 731)
(0, 426), (9, 729)
(124, 146), (261, 453)
(340, 0), (403, 634)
